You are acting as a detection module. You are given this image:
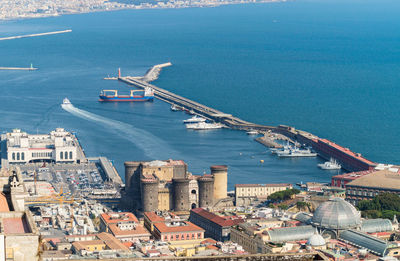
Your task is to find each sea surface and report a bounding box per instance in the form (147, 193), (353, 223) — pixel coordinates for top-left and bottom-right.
(0, 0), (399, 189)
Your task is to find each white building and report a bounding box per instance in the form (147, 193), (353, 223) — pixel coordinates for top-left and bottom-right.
(1, 128), (79, 164)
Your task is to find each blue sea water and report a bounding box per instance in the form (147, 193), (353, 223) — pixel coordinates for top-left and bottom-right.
(0, 0), (399, 189)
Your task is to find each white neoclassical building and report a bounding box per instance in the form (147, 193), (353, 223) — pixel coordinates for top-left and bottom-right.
(1, 128), (78, 164)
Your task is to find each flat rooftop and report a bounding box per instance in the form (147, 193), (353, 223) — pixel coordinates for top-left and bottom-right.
(2, 217), (31, 234)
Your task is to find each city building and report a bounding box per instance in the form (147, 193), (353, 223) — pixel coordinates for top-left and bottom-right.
(331, 170), (376, 188)
(70, 232), (130, 256)
(123, 160), (231, 213)
(345, 169), (400, 204)
(189, 208), (244, 242)
(99, 212), (150, 243)
(0, 167), (40, 261)
(152, 220), (204, 242)
(235, 183), (292, 206)
(0, 128), (84, 166)
(143, 211), (182, 233)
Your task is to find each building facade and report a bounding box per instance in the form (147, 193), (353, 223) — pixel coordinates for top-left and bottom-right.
(189, 208), (244, 242)
(152, 221), (204, 242)
(235, 183), (292, 206)
(1, 128), (81, 165)
(345, 170), (400, 205)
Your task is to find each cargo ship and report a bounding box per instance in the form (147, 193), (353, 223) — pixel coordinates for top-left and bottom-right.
(312, 138), (376, 172)
(99, 88), (154, 102)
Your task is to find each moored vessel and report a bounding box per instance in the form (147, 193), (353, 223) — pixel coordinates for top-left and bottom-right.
(246, 130), (259, 135)
(186, 122), (223, 130)
(183, 115), (206, 124)
(99, 88), (154, 102)
(318, 158), (341, 170)
(277, 147), (317, 157)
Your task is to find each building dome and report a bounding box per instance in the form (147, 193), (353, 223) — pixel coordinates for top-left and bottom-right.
(307, 232), (326, 246)
(311, 197), (361, 230)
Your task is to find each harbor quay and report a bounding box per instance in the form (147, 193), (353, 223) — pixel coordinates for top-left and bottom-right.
(116, 64), (377, 173)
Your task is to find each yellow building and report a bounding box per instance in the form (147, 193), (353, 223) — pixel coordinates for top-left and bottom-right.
(72, 240), (106, 254)
(168, 239), (208, 257)
(235, 183), (293, 206)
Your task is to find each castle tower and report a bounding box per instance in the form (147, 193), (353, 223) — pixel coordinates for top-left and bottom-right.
(141, 178), (159, 212)
(172, 178), (190, 211)
(211, 165), (227, 200)
(198, 175), (214, 208)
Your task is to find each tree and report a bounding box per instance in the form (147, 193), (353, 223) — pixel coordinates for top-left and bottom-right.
(357, 193), (400, 221)
(296, 201), (309, 211)
(268, 188), (301, 202)
(278, 204), (288, 210)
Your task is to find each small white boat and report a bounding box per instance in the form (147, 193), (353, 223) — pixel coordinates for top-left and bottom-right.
(63, 98), (71, 104)
(183, 115), (206, 124)
(186, 122), (223, 130)
(246, 130), (259, 135)
(171, 104), (180, 111)
(318, 158), (341, 170)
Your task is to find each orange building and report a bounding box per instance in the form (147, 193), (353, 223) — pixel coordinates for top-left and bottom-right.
(153, 221), (204, 242)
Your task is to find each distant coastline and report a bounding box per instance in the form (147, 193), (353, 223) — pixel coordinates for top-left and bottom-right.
(0, 0), (286, 21)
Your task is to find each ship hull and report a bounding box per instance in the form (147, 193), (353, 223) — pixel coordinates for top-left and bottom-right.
(99, 95), (154, 102)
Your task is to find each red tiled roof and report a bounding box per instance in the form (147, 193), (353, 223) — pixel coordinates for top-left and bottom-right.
(109, 223), (150, 237)
(0, 193), (9, 212)
(3, 217), (30, 234)
(332, 170), (376, 180)
(154, 221), (204, 234)
(100, 212), (138, 224)
(201, 238), (217, 245)
(144, 212), (165, 223)
(191, 208), (244, 227)
(206, 245), (219, 250)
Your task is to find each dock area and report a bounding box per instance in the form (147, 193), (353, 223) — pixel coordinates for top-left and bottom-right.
(109, 64), (377, 172)
(255, 136), (282, 148)
(119, 75), (275, 132)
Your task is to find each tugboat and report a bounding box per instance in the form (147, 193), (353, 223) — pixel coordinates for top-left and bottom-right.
(99, 87), (154, 102)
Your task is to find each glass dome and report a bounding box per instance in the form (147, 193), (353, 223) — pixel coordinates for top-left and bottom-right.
(311, 197), (361, 230)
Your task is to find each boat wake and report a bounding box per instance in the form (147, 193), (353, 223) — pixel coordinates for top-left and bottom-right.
(61, 101), (178, 159)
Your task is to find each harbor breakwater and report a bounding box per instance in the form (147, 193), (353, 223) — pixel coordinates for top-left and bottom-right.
(115, 63), (377, 173)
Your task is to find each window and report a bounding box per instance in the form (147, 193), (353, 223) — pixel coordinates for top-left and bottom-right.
(60, 152), (63, 159)
(21, 152), (24, 161)
(17, 153), (20, 160)
(69, 151), (73, 159)
(12, 153), (15, 160)
(64, 151), (68, 159)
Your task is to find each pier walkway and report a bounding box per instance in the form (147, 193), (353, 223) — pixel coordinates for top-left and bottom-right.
(119, 76), (275, 131)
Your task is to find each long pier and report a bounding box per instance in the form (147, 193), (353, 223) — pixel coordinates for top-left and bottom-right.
(119, 76), (275, 131)
(111, 64), (377, 172)
(0, 29), (72, 41)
